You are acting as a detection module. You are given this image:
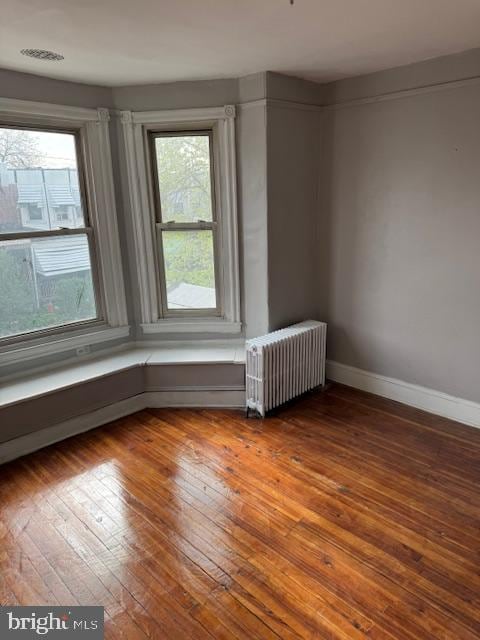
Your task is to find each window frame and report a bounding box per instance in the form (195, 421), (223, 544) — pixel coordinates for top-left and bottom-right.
(0, 123), (104, 345)
(0, 98), (129, 366)
(121, 105), (241, 335)
(148, 129), (222, 318)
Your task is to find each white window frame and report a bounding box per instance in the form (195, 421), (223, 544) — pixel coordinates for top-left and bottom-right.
(0, 98), (129, 366)
(120, 105), (241, 335)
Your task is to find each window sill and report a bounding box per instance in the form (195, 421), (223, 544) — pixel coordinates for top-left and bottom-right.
(141, 319), (242, 335)
(0, 325), (130, 367)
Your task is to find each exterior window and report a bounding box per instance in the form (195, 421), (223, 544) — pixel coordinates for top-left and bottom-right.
(0, 125), (99, 340)
(27, 205), (43, 221)
(150, 132), (220, 315)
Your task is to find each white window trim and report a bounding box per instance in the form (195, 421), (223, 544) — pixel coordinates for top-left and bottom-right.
(120, 105), (241, 336)
(0, 98), (129, 364)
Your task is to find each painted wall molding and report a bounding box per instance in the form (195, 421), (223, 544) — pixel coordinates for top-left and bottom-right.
(235, 75), (480, 116)
(0, 96), (104, 123)
(238, 98), (322, 112)
(327, 360), (480, 429)
(239, 75), (480, 113)
(324, 74), (480, 111)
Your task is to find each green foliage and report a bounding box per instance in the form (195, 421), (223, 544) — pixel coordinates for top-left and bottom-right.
(156, 134), (216, 296)
(163, 230), (215, 290)
(156, 135), (212, 222)
(0, 246), (96, 338)
(0, 247), (35, 335)
(52, 277), (95, 321)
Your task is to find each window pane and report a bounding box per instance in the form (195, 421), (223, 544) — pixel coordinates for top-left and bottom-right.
(162, 230), (216, 309)
(154, 134), (213, 222)
(0, 235), (97, 338)
(0, 127), (85, 233)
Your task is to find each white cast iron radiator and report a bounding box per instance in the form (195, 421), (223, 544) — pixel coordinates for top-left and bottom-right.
(246, 320), (327, 417)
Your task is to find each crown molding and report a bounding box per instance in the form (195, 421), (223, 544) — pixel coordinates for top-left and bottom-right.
(324, 74), (480, 111)
(0, 96), (103, 122)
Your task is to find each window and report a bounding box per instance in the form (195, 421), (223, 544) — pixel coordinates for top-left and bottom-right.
(0, 99), (128, 363)
(0, 126), (98, 340)
(27, 205), (43, 221)
(121, 105), (240, 335)
(56, 211), (70, 222)
(150, 132), (220, 314)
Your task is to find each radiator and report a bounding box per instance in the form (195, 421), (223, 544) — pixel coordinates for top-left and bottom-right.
(246, 320), (327, 417)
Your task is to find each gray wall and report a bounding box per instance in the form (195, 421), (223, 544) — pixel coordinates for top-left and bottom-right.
(267, 103), (321, 330)
(320, 73), (480, 403)
(112, 77), (239, 112)
(266, 71), (325, 106)
(0, 67), (113, 108)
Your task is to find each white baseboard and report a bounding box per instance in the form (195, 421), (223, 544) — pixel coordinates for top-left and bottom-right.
(326, 360), (480, 429)
(0, 388), (245, 465)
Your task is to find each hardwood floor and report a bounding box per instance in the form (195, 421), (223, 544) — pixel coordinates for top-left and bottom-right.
(1, 383), (479, 639)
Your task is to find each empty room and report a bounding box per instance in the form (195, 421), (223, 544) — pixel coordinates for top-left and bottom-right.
(0, 1), (479, 638)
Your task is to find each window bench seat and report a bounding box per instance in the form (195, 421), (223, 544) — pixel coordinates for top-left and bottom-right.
(0, 342), (246, 464)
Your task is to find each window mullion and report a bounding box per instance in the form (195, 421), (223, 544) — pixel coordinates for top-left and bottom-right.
(1, 228), (92, 242)
(156, 221), (215, 231)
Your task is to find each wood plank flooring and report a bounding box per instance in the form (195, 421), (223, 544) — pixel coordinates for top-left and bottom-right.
(1, 383), (479, 639)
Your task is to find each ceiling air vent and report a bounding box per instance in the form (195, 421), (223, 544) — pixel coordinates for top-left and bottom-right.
(20, 49), (64, 61)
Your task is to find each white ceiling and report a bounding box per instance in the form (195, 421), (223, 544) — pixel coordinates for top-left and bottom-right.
(2, 0), (480, 87)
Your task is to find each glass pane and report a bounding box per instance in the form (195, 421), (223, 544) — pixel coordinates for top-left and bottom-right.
(0, 235), (97, 338)
(162, 230), (216, 310)
(0, 127), (85, 233)
(154, 134), (213, 222)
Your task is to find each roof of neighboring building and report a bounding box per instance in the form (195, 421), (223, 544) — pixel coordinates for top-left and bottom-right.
(32, 236), (90, 277)
(167, 282), (216, 309)
(0, 165), (81, 209)
(17, 183), (80, 208)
